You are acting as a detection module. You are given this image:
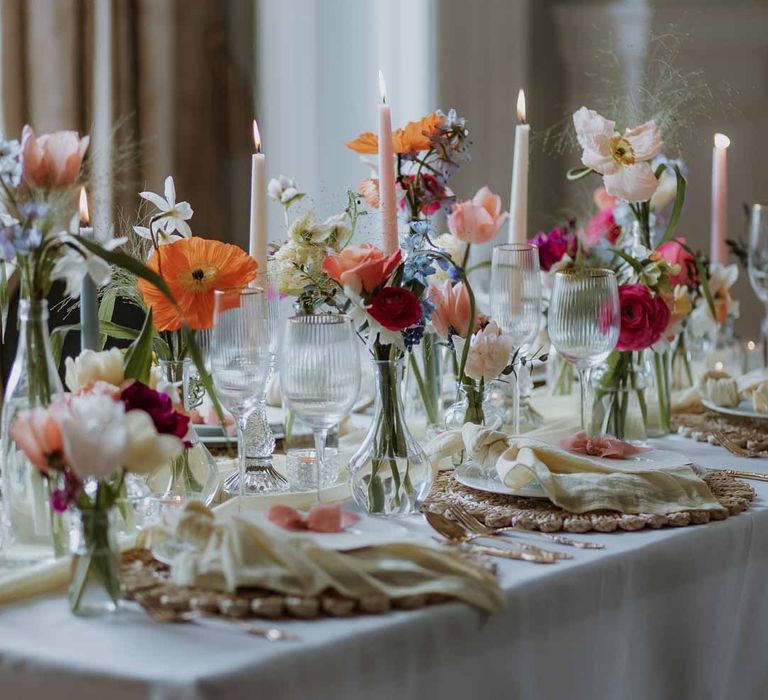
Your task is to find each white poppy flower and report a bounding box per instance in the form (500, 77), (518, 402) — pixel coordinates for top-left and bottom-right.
(573, 107), (663, 203)
(134, 175), (193, 244)
(267, 175), (302, 205)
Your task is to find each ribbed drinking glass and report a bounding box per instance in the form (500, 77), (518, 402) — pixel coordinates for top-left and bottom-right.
(489, 244), (542, 433)
(280, 314), (361, 501)
(748, 203), (768, 366)
(548, 269), (620, 432)
(210, 288), (272, 497)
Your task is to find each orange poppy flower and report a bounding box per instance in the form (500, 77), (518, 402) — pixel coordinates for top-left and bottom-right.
(137, 237), (258, 331)
(346, 112), (444, 155)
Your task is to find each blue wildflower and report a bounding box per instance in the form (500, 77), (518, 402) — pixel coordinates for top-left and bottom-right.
(402, 318), (426, 352)
(403, 253), (437, 286)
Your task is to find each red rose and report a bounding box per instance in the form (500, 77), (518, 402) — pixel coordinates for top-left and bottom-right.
(616, 284), (671, 351)
(367, 287), (423, 332)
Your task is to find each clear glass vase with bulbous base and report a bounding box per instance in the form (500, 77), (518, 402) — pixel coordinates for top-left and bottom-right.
(1, 299), (67, 560)
(349, 358), (432, 515)
(147, 358), (219, 506)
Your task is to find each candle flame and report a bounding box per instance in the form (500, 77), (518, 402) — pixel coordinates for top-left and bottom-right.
(714, 361), (724, 371)
(79, 186), (90, 225)
(747, 340), (757, 351)
(714, 132), (730, 149)
(378, 70), (387, 104)
(252, 119), (261, 152)
(516, 89), (526, 123)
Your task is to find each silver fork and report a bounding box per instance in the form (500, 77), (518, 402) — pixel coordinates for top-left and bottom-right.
(450, 504), (605, 550)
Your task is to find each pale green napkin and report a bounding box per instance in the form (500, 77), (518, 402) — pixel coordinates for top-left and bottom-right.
(165, 504), (504, 613)
(437, 423), (725, 516)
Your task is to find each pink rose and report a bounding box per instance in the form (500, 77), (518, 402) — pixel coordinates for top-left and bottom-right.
(21, 125), (90, 189)
(455, 321), (512, 382)
(428, 280), (476, 339)
(583, 209), (621, 249)
(448, 186), (509, 244)
(654, 237), (698, 288)
(616, 284), (671, 351)
(9, 407), (64, 473)
(322, 243), (401, 295)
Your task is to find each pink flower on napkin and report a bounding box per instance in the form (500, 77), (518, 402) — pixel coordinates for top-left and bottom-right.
(268, 503), (360, 533)
(559, 431), (648, 459)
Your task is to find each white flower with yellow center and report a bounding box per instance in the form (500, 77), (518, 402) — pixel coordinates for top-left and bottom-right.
(573, 107), (663, 203)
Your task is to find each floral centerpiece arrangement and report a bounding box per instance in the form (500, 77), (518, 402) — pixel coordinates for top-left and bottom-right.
(11, 362), (188, 614)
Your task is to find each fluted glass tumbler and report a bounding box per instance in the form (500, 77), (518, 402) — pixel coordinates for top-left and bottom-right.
(548, 269), (620, 433)
(748, 203), (768, 366)
(489, 244), (542, 433)
(280, 314), (361, 501)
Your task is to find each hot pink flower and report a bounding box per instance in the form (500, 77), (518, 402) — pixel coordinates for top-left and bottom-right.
(9, 407), (64, 473)
(322, 244), (401, 295)
(448, 186), (509, 244)
(21, 125), (90, 189)
(593, 187), (618, 211)
(529, 225), (577, 270)
(616, 284), (670, 351)
(655, 237), (698, 288)
(583, 209), (621, 249)
(428, 280), (475, 339)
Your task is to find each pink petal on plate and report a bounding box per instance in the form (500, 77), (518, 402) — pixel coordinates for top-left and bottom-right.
(267, 504), (307, 531)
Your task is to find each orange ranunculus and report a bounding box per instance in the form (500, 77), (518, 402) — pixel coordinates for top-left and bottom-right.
(137, 237), (258, 331)
(322, 243), (401, 295)
(346, 113), (444, 155)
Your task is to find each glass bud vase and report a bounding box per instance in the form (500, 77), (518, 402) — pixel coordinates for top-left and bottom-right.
(645, 349), (672, 437)
(590, 351), (650, 443)
(1, 299), (66, 559)
(406, 330), (444, 437)
(444, 382), (504, 467)
(149, 358), (219, 506)
(349, 358), (432, 515)
(68, 507), (121, 616)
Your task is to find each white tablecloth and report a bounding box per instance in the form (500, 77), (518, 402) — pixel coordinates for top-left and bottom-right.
(1, 435), (767, 700)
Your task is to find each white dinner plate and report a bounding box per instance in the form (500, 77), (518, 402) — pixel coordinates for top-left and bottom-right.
(242, 511), (410, 550)
(702, 399), (768, 421)
(454, 448), (693, 498)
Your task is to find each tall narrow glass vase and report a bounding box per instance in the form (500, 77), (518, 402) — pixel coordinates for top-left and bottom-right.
(1, 299), (66, 558)
(349, 358), (432, 515)
(645, 349), (672, 437)
(148, 358), (219, 506)
(407, 330), (444, 437)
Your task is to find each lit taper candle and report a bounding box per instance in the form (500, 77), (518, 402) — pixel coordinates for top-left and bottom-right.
(508, 89), (530, 245)
(249, 119), (268, 270)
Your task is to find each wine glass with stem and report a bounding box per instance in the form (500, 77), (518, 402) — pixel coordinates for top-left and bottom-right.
(548, 269), (620, 433)
(748, 203), (768, 366)
(210, 287), (272, 498)
(489, 243), (542, 434)
(280, 314), (361, 502)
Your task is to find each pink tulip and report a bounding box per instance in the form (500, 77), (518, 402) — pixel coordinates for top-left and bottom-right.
(447, 186), (509, 244)
(428, 280), (475, 339)
(21, 125), (90, 189)
(9, 407), (64, 473)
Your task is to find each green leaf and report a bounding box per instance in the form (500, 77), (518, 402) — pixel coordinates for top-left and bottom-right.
(566, 166), (594, 181)
(123, 309), (154, 383)
(97, 288), (117, 350)
(152, 335), (172, 361)
(50, 323), (81, 366)
(657, 165), (687, 245)
(99, 320), (140, 341)
(611, 248), (645, 275)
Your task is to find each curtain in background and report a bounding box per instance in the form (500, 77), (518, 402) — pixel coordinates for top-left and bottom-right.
(0, 0), (255, 245)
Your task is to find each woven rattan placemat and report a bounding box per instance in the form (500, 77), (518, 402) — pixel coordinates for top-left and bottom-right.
(121, 548), (488, 622)
(423, 469), (755, 533)
(672, 410), (768, 455)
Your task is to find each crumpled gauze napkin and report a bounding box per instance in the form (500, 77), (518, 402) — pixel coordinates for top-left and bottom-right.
(166, 503), (504, 613)
(453, 424), (724, 516)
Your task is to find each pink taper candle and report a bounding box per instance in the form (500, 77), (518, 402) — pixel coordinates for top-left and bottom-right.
(377, 71), (398, 254)
(710, 132), (730, 265)
(249, 119), (268, 270)
(508, 89), (530, 245)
